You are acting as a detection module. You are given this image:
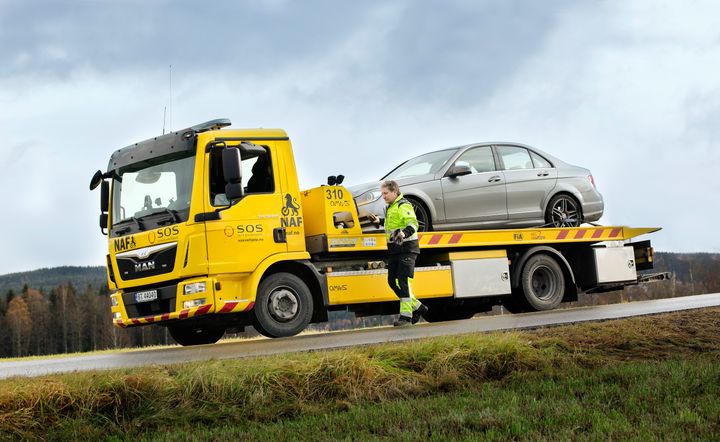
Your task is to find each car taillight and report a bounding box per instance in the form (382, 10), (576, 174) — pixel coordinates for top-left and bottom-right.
(588, 174), (596, 188)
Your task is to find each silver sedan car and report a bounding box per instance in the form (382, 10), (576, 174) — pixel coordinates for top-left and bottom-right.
(350, 142), (603, 231)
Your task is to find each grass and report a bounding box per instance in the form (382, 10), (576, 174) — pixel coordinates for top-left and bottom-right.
(0, 308), (719, 441)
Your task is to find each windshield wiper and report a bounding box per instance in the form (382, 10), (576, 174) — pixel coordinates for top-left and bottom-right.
(153, 208), (181, 225)
(114, 216), (146, 235)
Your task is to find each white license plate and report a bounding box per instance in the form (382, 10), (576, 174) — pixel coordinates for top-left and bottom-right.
(135, 290), (158, 303)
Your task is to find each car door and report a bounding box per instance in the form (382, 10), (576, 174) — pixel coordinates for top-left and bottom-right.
(440, 146), (508, 224)
(495, 145), (557, 222)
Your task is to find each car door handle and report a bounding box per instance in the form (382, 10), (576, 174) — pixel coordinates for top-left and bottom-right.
(488, 176), (502, 183)
(537, 171), (549, 177)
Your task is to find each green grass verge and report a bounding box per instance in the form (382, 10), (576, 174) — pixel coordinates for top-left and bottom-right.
(1, 308), (719, 441)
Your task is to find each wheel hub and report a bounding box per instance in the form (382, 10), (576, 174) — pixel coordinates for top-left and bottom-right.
(268, 288), (299, 321)
(531, 266), (556, 300)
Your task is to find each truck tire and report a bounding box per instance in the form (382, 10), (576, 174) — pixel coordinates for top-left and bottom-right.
(168, 324), (226, 346)
(520, 254), (565, 311)
(253, 272), (314, 338)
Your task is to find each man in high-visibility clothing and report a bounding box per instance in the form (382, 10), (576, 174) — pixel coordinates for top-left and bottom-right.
(368, 180), (429, 327)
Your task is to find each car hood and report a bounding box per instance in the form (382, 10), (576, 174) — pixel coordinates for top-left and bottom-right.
(348, 174), (435, 197)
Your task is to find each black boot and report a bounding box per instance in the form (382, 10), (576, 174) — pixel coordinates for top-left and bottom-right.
(412, 304), (428, 324)
(393, 316), (412, 327)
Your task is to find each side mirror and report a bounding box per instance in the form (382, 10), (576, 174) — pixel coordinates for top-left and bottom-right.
(99, 213), (108, 236)
(446, 164), (472, 178)
(100, 181), (110, 213)
(89, 170), (103, 190)
(222, 147), (243, 200)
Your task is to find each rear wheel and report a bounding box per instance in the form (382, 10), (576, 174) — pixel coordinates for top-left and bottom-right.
(546, 194), (582, 227)
(253, 272), (314, 338)
(520, 254), (565, 311)
(168, 324), (226, 346)
(406, 197), (431, 232)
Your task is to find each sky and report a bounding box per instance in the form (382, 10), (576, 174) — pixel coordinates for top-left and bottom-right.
(0, 0), (719, 274)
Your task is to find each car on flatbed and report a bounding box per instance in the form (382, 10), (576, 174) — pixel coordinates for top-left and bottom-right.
(350, 142), (604, 232)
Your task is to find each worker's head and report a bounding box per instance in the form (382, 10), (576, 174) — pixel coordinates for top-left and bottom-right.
(380, 180), (400, 204)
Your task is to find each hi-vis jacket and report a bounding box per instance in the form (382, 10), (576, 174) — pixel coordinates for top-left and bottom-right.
(384, 194), (420, 254)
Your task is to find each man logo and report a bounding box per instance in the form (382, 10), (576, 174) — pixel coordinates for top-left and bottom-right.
(134, 261), (156, 272)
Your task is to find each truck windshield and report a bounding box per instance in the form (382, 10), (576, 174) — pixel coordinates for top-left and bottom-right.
(111, 153), (195, 235)
(383, 149), (458, 180)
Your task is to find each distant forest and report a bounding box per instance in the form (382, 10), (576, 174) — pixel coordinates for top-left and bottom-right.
(0, 252), (717, 358)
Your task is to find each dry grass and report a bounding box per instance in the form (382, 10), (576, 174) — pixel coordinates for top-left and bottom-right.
(0, 308), (718, 441)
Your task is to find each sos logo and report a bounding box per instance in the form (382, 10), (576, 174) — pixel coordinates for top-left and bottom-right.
(237, 224), (263, 234)
(148, 226), (180, 244)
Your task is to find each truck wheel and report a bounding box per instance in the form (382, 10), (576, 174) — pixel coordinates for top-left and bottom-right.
(545, 194), (582, 227)
(168, 324), (226, 346)
(253, 272), (313, 338)
(520, 254), (565, 311)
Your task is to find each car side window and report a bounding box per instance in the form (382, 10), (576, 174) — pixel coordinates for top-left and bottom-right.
(453, 146), (495, 174)
(530, 151), (553, 168)
(497, 146), (533, 170)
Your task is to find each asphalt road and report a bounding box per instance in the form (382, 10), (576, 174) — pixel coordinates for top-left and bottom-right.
(1, 293), (719, 380)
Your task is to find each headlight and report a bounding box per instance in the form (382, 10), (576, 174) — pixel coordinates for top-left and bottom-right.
(183, 299), (206, 309)
(184, 282), (206, 295)
(111, 295), (119, 307)
(355, 190), (382, 206)
(113, 312), (122, 320)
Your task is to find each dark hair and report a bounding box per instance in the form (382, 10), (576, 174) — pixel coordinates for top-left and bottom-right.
(381, 180), (400, 193)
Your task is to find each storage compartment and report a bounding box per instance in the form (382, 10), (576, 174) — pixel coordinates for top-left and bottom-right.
(449, 251), (511, 298)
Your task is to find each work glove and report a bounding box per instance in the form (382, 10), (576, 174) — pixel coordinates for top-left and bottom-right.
(390, 229), (405, 245)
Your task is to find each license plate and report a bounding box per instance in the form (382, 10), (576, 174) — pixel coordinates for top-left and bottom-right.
(135, 290), (158, 303)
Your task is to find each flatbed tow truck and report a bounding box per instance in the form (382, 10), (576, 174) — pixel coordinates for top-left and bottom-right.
(90, 119), (667, 345)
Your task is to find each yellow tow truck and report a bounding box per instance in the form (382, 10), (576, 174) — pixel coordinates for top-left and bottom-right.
(90, 119), (665, 345)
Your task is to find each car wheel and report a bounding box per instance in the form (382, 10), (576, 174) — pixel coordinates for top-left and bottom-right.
(168, 324), (226, 346)
(406, 197), (431, 232)
(253, 272), (314, 338)
(520, 254), (565, 311)
(546, 194), (583, 227)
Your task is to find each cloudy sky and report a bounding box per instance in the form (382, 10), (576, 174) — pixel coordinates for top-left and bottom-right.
(0, 0), (718, 274)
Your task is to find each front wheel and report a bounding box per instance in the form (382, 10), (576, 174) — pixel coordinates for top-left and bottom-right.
(520, 254), (565, 311)
(406, 197), (431, 232)
(253, 273), (314, 338)
(168, 324), (226, 346)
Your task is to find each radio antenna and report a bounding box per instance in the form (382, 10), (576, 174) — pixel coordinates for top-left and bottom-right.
(162, 106), (167, 134)
(169, 65), (173, 133)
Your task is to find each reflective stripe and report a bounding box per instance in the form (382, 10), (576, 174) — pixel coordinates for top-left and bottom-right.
(400, 297), (412, 302)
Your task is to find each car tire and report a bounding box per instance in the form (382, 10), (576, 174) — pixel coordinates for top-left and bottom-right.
(546, 194), (583, 227)
(252, 272), (314, 338)
(406, 197), (432, 232)
(520, 254), (565, 311)
(168, 324), (226, 346)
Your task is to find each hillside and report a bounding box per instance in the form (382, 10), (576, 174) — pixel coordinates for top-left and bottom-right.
(0, 266), (106, 294)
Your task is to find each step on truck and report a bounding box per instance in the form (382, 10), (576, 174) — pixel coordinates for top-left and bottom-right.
(89, 119), (667, 346)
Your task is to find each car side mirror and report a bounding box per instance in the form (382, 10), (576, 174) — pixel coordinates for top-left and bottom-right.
(446, 164), (472, 178)
(223, 147), (244, 200)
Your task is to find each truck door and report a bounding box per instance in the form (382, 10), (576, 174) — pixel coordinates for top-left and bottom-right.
(203, 141), (287, 275)
(441, 145), (508, 226)
(495, 145), (557, 222)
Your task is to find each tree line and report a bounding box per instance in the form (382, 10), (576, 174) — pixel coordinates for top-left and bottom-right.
(0, 252), (717, 358)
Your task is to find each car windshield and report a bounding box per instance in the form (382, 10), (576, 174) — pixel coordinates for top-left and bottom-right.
(111, 153), (195, 232)
(384, 149), (458, 179)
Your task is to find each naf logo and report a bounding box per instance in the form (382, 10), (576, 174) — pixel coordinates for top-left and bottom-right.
(134, 261), (156, 272)
(280, 193), (303, 228)
(114, 236), (136, 252)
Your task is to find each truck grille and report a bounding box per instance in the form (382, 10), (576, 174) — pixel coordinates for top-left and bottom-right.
(116, 242), (177, 281)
